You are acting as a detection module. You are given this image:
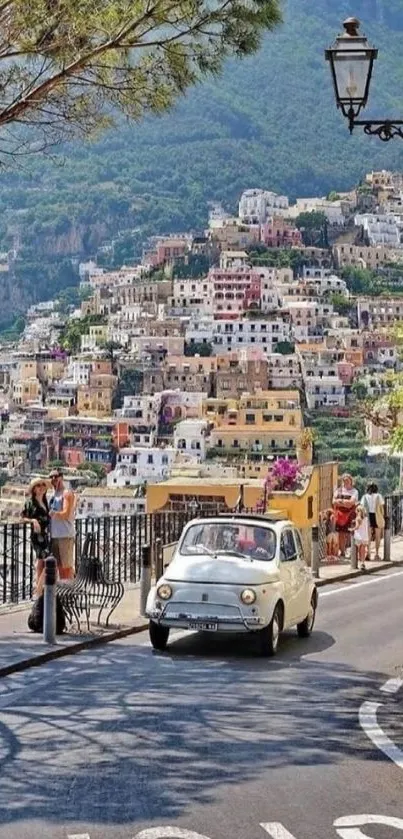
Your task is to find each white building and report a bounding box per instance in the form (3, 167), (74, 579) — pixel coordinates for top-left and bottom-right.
(185, 317), (215, 347)
(212, 317), (290, 353)
(305, 377), (346, 410)
(354, 213), (403, 247)
(170, 277), (213, 317)
(118, 394), (161, 425)
(77, 487), (146, 517)
(65, 359), (92, 386)
(174, 419), (209, 461)
(107, 446), (176, 488)
(266, 354), (302, 389)
(287, 197), (344, 225)
(239, 189), (289, 224)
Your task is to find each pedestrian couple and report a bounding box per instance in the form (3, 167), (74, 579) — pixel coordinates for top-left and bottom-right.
(328, 474), (384, 570)
(21, 469), (76, 596)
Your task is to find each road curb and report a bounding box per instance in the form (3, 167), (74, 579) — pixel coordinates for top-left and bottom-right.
(0, 621), (149, 679)
(316, 559), (402, 587)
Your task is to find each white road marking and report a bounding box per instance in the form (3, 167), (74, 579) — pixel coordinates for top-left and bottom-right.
(334, 814), (403, 837)
(359, 701), (403, 770)
(320, 569), (403, 597)
(134, 829), (212, 838)
(260, 823), (298, 839)
(380, 678), (403, 694)
(67, 834), (91, 839)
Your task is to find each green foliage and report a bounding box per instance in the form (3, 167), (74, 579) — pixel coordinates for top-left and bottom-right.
(351, 380), (369, 402)
(295, 211), (328, 247)
(330, 293), (352, 316)
(0, 0), (282, 157)
(2, 1), (403, 311)
(0, 314), (25, 343)
(173, 254), (211, 279)
(47, 459), (65, 469)
(77, 462), (106, 483)
(59, 313), (107, 354)
(274, 340), (295, 355)
(184, 342), (213, 357)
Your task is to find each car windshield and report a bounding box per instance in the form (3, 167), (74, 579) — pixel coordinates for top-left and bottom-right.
(180, 521), (277, 562)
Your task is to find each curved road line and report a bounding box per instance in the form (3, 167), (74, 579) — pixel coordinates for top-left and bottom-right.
(359, 678), (403, 770)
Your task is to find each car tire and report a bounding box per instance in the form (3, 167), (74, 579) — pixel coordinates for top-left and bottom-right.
(258, 603), (282, 657)
(149, 620), (170, 651)
(297, 592), (317, 638)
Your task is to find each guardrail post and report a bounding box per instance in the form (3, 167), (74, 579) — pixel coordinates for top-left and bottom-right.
(155, 538), (163, 581)
(384, 497), (391, 562)
(43, 556), (57, 645)
(350, 540), (357, 569)
(311, 526), (320, 579)
(139, 544), (151, 617)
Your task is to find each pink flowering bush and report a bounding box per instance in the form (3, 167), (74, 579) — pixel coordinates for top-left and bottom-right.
(266, 458), (302, 493)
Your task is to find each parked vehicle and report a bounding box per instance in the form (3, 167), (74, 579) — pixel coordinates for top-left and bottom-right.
(146, 514), (318, 656)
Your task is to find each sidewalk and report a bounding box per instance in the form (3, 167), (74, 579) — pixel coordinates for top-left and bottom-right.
(0, 540), (402, 678)
(0, 582), (148, 677)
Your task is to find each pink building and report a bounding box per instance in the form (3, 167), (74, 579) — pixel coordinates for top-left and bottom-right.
(210, 267), (262, 320)
(261, 217), (302, 249)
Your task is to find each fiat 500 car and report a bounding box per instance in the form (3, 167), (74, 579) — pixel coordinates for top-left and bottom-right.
(146, 515), (318, 656)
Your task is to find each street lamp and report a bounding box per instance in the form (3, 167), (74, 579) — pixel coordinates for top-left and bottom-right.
(325, 17), (403, 141)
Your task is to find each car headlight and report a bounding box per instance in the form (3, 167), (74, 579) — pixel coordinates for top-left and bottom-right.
(240, 588), (256, 605)
(157, 583), (173, 600)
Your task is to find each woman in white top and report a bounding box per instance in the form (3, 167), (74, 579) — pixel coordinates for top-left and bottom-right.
(361, 482), (384, 561)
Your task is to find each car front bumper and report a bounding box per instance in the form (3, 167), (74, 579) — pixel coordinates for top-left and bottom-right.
(146, 603), (268, 632)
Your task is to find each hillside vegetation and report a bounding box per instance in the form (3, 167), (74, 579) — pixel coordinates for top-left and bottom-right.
(0, 0), (403, 321)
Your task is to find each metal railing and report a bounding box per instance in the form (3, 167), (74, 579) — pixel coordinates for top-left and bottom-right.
(387, 493), (403, 538)
(0, 507), (222, 606)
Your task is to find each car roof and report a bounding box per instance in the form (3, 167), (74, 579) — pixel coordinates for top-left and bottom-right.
(185, 514), (293, 530)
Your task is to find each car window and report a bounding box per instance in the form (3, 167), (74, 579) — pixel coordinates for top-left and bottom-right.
(280, 529), (297, 562)
(180, 521), (276, 561)
(293, 529), (305, 560)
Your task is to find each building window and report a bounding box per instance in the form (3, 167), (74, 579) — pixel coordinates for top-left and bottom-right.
(245, 413), (255, 424)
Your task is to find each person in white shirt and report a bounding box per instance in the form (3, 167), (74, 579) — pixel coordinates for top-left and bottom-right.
(361, 483), (385, 561)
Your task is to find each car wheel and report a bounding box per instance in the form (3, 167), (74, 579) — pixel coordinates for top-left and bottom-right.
(258, 603), (282, 657)
(297, 593), (317, 639)
(149, 620), (170, 651)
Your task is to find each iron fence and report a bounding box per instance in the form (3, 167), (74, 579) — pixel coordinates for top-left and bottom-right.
(0, 507), (223, 606)
(386, 493), (403, 538)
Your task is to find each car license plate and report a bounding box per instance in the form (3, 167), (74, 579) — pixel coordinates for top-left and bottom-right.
(188, 621), (218, 632)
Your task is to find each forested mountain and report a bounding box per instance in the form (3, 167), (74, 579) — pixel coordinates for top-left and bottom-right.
(0, 0), (403, 323)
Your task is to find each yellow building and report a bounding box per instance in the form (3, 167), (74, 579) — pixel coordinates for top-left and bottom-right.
(203, 390), (303, 457)
(146, 461), (338, 562)
(36, 357), (66, 383)
(146, 463), (336, 524)
(147, 476), (265, 515)
(12, 377), (42, 406)
(77, 374), (116, 418)
(17, 359), (38, 380)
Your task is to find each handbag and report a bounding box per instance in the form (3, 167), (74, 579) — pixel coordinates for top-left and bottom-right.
(28, 593), (67, 634)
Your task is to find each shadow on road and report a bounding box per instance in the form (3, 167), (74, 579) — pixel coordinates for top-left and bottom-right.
(0, 631), (393, 831)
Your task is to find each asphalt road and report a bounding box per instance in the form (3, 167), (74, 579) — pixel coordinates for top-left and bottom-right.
(0, 568), (402, 839)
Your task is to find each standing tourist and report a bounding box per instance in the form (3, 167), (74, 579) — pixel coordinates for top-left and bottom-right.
(361, 482), (385, 561)
(333, 473), (359, 559)
(49, 469), (76, 580)
(352, 505), (370, 572)
(21, 477), (51, 595)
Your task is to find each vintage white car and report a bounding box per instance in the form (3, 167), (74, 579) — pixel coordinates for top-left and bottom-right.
(146, 514), (318, 656)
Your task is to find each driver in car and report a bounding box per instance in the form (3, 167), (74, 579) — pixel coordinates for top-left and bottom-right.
(250, 527), (275, 559)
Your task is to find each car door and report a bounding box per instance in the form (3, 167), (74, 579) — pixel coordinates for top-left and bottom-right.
(292, 527), (312, 622)
(279, 528), (299, 626)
